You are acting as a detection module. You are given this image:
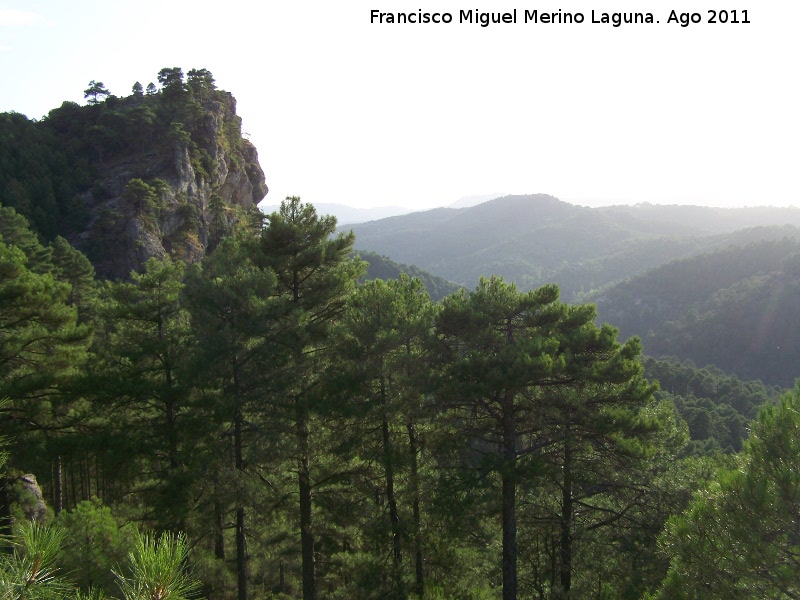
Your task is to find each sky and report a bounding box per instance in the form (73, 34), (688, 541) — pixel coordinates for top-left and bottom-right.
(1, 0), (798, 211)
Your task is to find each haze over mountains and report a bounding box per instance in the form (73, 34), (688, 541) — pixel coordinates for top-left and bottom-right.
(259, 202), (412, 225)
(336, 193), (800, 387)
(592, 235), (800, 387)
(339, 194), (800, 296)
(260, 194), (506, 225)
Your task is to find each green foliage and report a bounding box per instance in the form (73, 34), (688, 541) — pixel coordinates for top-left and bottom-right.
(121, 179), (161, 221)
(0, 234), (90, 401)
(50, 235), (98, 323)
(656, 383), (800, 598)
(92, 256), (197, 531)
(84, 81), (110, 105)
(0, 205), (53, 271)
(334, 275), (438, 597)
(186, 70), (215, 98)
(165, 123), (191, 146)
(0, 522), (71, 600)
(56, 499), (135, 593)
(156, 69), (185, 93)
(184, 233), (286, 599)
(258, 196), (365, 339)
(433, 276), (674, 597)
(0, 114), (93, 239)
(595, 234), (800, 386)
(356, 250), (461, 301)
(114, 530), (201, 600)
(643, 356), (783, 454)
(0, 522), (198, 600)
(256, 197), (365, 600)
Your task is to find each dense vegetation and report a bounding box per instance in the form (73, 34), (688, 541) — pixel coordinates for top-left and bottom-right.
(594, 233), (800, 386)
(2, 195), (797, 599)
(641, 356), (783, 455)
(3, 79), (799, 599)
(356, 250), (461, 301)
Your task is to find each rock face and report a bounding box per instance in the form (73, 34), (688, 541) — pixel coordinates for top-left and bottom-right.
(16, 474), (48, 522)
(71, 82), (268, 279)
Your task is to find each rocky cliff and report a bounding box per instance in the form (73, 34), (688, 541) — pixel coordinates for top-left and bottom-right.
(0, 68), (268, 279)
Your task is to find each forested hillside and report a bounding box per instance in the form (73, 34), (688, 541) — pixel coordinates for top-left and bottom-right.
(642, 356), (784, 454)
(357, 250), (461, 301)
(594, 233), (800, 386)
(2, 80), (800, 600)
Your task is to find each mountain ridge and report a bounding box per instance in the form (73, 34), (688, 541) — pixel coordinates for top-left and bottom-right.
(591, 233), (800, 386)
(341, 194), (800, 300)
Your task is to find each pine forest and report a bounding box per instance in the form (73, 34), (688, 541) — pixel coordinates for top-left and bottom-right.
(1, 69), (799, 600)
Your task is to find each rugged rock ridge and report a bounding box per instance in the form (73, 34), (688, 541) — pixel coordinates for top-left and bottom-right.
(0, 68), (267, 279)
(71, 73), (268, 279)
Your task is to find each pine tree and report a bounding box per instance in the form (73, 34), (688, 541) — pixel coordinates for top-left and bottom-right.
(83, 81), (110, 105)
(92, 256), (194, 527)
(50, 235), (98, 324)
(256, 197), (364, 600)
(337, 275), (436, 597)
(435, 277), (665, 599)
(0, 236), (90, 509)
(185, 233), (284, 600)
(656, 383), (800, 598)
(114, 530), (201, 600)
(0, 522), (72, 598)
(530, 324), (661, 596)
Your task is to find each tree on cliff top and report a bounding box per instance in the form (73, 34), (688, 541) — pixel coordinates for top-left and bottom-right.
(84, 80), (110, 105)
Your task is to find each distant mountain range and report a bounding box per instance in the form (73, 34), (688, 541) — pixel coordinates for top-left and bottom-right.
(340, 194), (800, 300)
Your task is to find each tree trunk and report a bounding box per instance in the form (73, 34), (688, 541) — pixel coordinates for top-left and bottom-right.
(0, 476), (12, 554)
(407, 418), (424, 598)
(236, 505), (247, 600)
(166, 392), (179, 470)
(234, 370), (248, 600)
(298, 405), (317, 600)
(559, 430), (573, 597)
(54, 455), (63, 516)
(381, 376), (404, 594)
(502, 394), (517, 600)
(95, 453), (102, 502)
(70, 459), (78, 509)
(214, 498), (225, 560)
(81, 458), (88, 500)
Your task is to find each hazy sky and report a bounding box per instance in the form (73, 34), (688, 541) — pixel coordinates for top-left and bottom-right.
(1, 1), (797, 210)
